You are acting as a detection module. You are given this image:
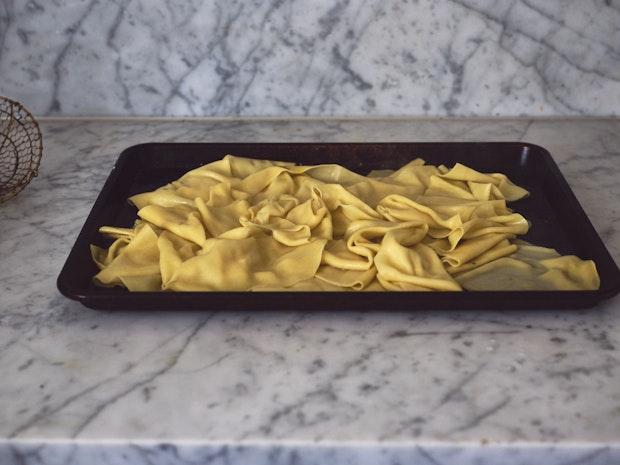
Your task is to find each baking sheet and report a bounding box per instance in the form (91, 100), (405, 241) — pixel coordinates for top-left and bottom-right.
(57, 142), (620, 310)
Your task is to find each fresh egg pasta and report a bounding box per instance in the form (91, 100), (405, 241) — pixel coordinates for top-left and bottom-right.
(91, 155), (599, 292)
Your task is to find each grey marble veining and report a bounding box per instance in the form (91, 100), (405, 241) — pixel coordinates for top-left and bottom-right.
(1, 0), (619, 117)
(1, 117), (620, 464)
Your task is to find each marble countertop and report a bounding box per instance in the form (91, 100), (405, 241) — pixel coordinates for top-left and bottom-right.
(1, 117), (619, 465)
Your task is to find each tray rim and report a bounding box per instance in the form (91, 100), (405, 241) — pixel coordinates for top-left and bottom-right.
(57, 141), (620, 310)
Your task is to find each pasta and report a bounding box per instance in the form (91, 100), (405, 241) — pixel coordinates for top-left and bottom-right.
(91, 155), (599, 292)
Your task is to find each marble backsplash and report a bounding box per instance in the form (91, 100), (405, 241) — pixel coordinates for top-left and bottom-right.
(0, 0), (618, 117)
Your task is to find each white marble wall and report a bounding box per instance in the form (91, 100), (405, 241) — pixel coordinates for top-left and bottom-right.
(0, 0), (619, 117)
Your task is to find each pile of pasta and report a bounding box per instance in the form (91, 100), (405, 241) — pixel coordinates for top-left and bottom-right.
(91, 155), (599, 292)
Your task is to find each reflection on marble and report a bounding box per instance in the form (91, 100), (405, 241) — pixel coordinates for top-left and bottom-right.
(0, 118), (619, 464)
(1, 0), (619, 116)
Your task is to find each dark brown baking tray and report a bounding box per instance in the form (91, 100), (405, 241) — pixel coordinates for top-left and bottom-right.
(57, 142), (620, 310)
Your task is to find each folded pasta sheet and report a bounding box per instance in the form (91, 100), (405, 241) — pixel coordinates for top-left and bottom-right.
(91, 155), (599, 292)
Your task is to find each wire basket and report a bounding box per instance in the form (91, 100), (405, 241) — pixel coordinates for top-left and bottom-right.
(0, 96), (43, 203)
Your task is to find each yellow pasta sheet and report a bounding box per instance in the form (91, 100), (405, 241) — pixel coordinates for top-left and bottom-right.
(91, 155), (599, 292)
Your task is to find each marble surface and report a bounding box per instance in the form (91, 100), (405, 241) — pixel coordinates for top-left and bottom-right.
(1, 0), (619, 117)
(1, 117), (620, 465)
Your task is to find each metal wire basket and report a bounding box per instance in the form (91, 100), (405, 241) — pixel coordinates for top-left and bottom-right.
(0, 96), (43, 203)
